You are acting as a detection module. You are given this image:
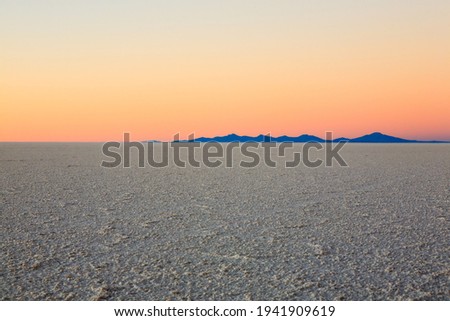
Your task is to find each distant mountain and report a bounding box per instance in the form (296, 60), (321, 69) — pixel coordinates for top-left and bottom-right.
(187, 133), (324, 143)
(193, 134), (269, 143)
(347, 132), (449, 143)
(333, 137), (351, 142)
(170, 132), (448, 143)
(348, 132), (415, 143)
(273, 134), (324, 143)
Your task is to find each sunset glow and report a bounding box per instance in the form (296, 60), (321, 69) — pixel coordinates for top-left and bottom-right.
(1, 1), (449, 142)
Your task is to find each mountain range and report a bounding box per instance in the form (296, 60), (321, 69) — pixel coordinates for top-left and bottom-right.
(169, 132), (449, 143)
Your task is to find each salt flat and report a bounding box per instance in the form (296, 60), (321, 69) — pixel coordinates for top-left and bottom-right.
(0, 143), (449, 300)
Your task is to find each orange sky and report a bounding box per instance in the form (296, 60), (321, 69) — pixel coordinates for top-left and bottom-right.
(1, 1), (449, 142)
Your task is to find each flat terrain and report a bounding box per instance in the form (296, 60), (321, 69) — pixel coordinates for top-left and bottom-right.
(0, 143), (449, 300)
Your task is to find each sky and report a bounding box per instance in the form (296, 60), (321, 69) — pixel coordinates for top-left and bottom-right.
(1, 0), (449, 142)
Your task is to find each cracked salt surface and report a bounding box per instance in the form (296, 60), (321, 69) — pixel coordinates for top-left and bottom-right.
(0, 143), (449, 300)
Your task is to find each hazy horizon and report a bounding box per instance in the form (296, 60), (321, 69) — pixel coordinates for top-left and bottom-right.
(1, 131), (449, 143)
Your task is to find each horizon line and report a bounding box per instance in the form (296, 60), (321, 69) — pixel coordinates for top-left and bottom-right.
(1, 131), (450, 143)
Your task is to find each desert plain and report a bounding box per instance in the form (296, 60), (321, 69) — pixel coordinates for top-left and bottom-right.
(0, 143), (449, 300)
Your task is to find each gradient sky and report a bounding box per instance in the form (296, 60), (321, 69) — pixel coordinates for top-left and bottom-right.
(1, 0), (449, 142)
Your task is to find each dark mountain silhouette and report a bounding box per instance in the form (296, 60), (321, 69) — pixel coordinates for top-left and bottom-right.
(347, 132), (447, 143)
(348, 132), (413, 143)
(333, 137), (351, 142)
(273, 134), (324, 143)
(189, 133), (324, 143)
(193, 134), (269, 143)
(171, 132), (448, 143)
